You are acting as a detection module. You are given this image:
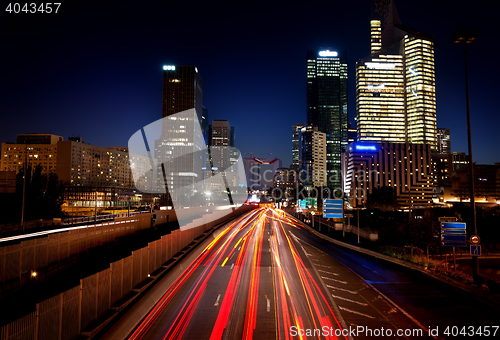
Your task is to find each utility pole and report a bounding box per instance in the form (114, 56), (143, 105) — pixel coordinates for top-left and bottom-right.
(21, 142), (27, 233)
(453, 29), (479, 284)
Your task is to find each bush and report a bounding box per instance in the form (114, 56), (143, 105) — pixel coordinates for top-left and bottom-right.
(487, 279), (500, 295)
(475, 275), (487, 288)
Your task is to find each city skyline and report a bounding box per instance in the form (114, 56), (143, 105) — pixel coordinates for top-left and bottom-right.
(1, 0), (497, 168)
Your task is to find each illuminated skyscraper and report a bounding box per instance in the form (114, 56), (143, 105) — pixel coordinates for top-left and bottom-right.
(162, 65), (203, 119)
(292, 123), (305, 168)
(157, 65), (205, 204)
(300, 126), (327, 188)
(437, 128), (451, 154)
(356, 0), (437, 148)
(306, 49), (348, 188)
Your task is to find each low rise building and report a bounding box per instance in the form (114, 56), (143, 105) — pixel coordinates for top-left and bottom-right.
(344, 142), (434, 208)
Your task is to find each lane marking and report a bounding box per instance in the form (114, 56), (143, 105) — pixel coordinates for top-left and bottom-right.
(230, 263), (234, 270)
(314, 264), (333, 268)
(214, 294), (221, 306)
(310, 258), (320, 262)
(265, 295), (271, 312)
(321, 276), (347, 284)
(269, 266), (271, 273)
(317, 269), (339, 276)
(332, 294), (368, 306)
(338, 306), (375, 319)
(327, 284), (358, 295)
(318, 245), (441, 340)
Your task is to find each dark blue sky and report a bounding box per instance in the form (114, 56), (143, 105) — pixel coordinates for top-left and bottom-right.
(1, 0), (497, 167)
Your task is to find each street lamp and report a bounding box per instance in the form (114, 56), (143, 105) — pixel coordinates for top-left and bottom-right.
(452, 29), (479, 284)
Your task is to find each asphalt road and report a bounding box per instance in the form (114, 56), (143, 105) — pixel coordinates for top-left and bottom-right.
(105, 208), (500, 340)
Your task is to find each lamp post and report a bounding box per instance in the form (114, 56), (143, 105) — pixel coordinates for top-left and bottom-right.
(452, 29), (479, 284)
(94, 154), (100, 223)
(21, 142), (28, 233)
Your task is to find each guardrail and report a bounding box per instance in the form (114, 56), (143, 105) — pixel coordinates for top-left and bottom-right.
(61, 210), (151, 226)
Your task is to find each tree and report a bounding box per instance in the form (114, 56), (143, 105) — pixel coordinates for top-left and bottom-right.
(16, 164), (64, 220)
(366, 186), (400, 211)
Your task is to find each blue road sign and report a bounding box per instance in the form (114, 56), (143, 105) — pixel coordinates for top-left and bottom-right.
(471, 245), (481, 256)
(441, 222), (467, 247)
(323, 199), (343, 219)
(441, 222), (466, 230)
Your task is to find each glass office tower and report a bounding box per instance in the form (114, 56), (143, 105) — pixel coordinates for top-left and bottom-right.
(306, 49), (348, 189)
(357, 0), (437, 149)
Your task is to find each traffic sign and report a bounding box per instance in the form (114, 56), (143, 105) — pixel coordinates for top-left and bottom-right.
(323, 199), (343, 219)
(438, 217), (458, 222)
(441, 222), (467, 247)
(471, 245), (481, 256)
(470, 235), (480, 245)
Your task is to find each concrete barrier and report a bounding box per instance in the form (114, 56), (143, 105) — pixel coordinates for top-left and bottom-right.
(0, 205), (254, 340)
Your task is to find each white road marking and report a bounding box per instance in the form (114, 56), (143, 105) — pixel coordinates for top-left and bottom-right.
(230, 263), (234, 270)
(338, 306), (375, 319)
(269, 266), (271, 273)
(317, 269), (339, 276)
(214, 294), (221, 306)
(331, 294), (368, 306)
(310, 258), (320, 262)
(267, 298), (271, 312)
(326, 284), (358, 295)
(322, 276), (347, 284)
(314, 264), (333, 268)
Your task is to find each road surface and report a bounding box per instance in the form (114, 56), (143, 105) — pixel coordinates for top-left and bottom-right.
(105, 207), (500, 340)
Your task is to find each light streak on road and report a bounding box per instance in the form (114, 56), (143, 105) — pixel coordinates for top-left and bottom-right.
(126, 207), (349, 340)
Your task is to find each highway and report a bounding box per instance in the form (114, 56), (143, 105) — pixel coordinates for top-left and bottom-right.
(104, 207), (500, 340)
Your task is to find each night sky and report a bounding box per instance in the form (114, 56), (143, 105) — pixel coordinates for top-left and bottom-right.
(1, 0), (497, 167)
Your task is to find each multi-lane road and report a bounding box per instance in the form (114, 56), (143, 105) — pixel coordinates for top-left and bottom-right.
(103, 207), (500, 340)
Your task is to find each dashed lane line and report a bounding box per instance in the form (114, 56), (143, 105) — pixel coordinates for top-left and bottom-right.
(331, 294), (368, 307)
(321, 276), (348, 284)
(317, 269), (339, 276)
(338, 306), (375, 319)
(326, 284), (358, 295)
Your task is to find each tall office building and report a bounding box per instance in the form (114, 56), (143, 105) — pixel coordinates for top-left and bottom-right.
(306, 49), (348, 188)
(300, 126), (327, 188)
(292, 123), (306, 168)
(437, 128), (451, 154)
(356, 0), (437, 148)
(209, 120), (236, 169)
(157, 65), (205, 204)
(162, 65), (203, 119)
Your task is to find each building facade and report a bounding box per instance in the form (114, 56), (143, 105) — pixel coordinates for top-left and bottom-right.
(1, 135), (154, 214)
(307, 49), (348, 188)
(357, 0), (437, 149)
(292, 123), (306, 168)
(451, 164), (500, 203)
(1, 142), (58, 174)
(158, 65), (205, 204)
(16, 133), (63, 145)
(344, 142), (434, 208)
(244, 157), (282, 190)
(300, 126), (327, 188)
(437, 128), (451, 154)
